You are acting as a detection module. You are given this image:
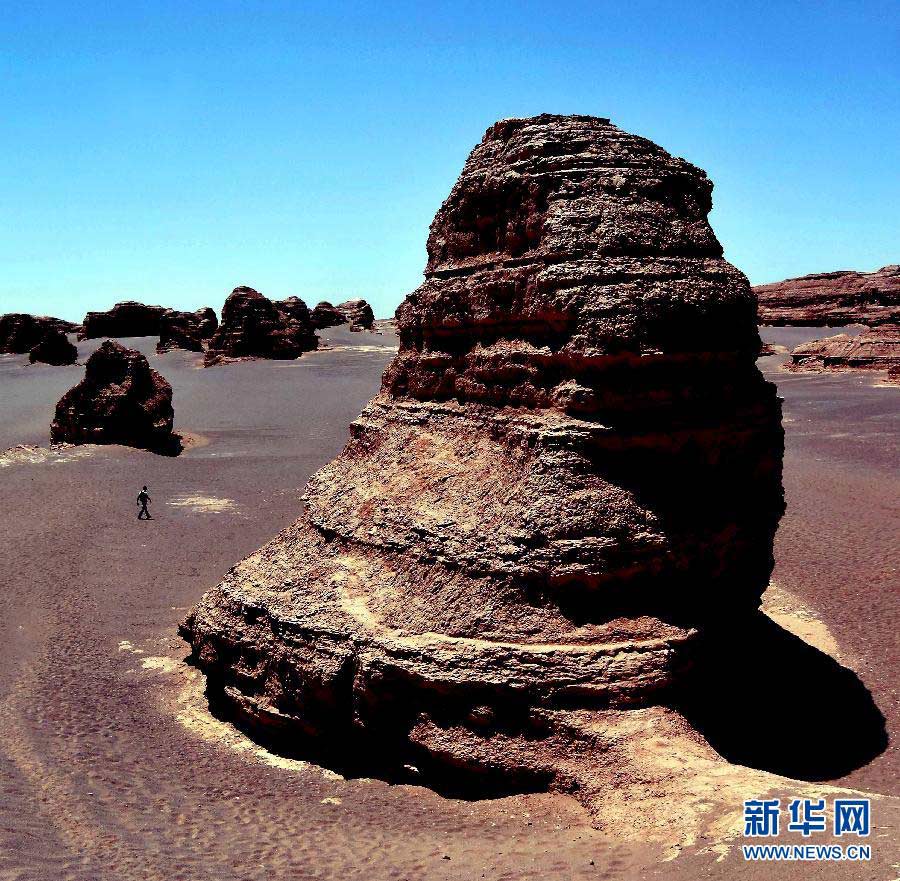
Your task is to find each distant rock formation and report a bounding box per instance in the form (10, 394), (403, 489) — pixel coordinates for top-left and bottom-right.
(183, 115), (784, 822)
(51, 341), (176, 451)
(311, 299), (375, 330)
(157, 307), (218, 353)
(1, 313), (78, 354)
(79, 302), (168, 340)
(310, 301), (346, 329)
(203, 287), (318, 366)
(754, 265), (900, 326)
(28, 327), (78, 365)
(336, 298), (375, 330)
(789, 323), (900, 375)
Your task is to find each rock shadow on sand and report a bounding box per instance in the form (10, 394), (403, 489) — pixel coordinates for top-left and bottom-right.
(674, 612), (887, 781)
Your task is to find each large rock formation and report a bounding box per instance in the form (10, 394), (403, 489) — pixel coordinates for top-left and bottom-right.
(336, 298), (375, 330)
(754, 264), (900, 326)
(156, 307), (219, 353)
(310, 301), (346, 329)
(789, 323), (900, 374)
(182, 116), (784, 816)
(1, 313), (78, 354)
(28, 327), (78, 365)
(203, 288), (317, 366)
(79, 301), (168, 339)
(311, 299), (376, 330)
(51, 341), (175, 451)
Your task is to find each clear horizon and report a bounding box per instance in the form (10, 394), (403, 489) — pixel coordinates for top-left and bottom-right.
(1, 0), (898, 323)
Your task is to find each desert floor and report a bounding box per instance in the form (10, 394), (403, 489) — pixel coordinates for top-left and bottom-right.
(0, 325), (896, 880)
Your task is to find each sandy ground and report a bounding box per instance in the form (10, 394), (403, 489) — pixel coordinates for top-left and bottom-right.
(0, 325), (896, 880)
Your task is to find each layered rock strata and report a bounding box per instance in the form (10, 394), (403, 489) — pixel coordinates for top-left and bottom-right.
(79, 301), (168, 339)
(183, 115), (784, 815)
(28, 327), (78, 365)
(203, 288), (318, 366)
(789, 323), (900, 374)
(51, 341), (175, 450)
(157, 307), (219, 353)
(1, 314), (78, 354)
(754, 264), (900, 326)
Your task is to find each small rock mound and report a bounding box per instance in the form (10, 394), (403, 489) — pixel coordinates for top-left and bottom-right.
(203, 287), (317, 366)
(51, 341), (176, 452)
(29, 327), (78, 365)
(79, 302), (168, 340)
(1, 314), (78, 354)
(754, 264), (900, 326)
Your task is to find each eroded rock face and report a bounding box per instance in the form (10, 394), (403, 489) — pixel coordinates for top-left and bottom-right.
(1, 314), (78, 354)
(182, 115), (784, 820)
(203, 288), (317, 366)
(79, 302), (168, 340)
(157, 307), (218, 353)
(29, 327), (78, 365)
(311, 301), (346, 329)
(789, 323), (900, 374)
(754, 265), (900, 326)
(51, 341), (175, 450)
(336, 298), (375, 330)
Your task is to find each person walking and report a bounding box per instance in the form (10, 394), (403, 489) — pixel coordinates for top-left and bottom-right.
(137, 486), (152, 520)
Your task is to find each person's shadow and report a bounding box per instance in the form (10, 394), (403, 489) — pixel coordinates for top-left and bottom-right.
(674, 612), (888, 780)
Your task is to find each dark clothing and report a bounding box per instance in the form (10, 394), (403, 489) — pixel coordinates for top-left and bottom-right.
(137, 490), (151, 520)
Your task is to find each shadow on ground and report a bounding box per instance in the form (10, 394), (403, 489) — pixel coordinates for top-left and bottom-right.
(675, 612), (888, 780)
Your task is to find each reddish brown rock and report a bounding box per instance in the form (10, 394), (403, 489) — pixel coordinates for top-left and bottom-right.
(311, 301), (346, 329)
(182, 115), (784, 822)
(79, 301), (168, 340)
(203, 288), (318, 366)
(1, 313), (78, 354)
(754, 264), (900, 326)
(28, 327), (78, 365)
(51, 341), (175, 451)
(788, 323), (900, 374)
(336, 298), (375, 331)
(156, 307), (218, 353)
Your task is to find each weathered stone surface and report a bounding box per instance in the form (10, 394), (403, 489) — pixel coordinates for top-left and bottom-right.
(311, 301), (346, 329)
(336, 298), (375, 330)
(203, 288), (318, 366)
(1, 314), (78, 354)
(182, 115), (784, 816)
(754, 264), (900, 326)
(79, 302), (168, 340)
(157, 307), (218, 353)
(789, 323), (900, 374)
(28, 327), (78, 365)
(51, 341), (175, 450)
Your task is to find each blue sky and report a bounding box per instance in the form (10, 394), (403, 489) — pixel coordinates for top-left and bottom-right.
(1, 1), (898, 322)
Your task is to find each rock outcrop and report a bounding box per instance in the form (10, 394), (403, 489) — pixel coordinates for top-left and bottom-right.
(28, 327), (78, 365)
(51, 341), (175, 451)
(754, 264), (900, 326)
(79, 301), (168, 339)
(182, 115), (784, 820)
(157, 307), (218, 353)
(203, 288), (318, 366)
(1, 314), (78, 354)
(336, 298), (375, 330)
(311, 301), (346, 329)
(788, 323), (900, 374)
(311, 299), (376, 330)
